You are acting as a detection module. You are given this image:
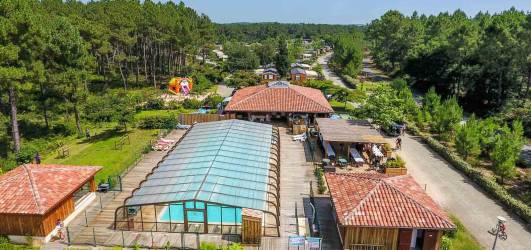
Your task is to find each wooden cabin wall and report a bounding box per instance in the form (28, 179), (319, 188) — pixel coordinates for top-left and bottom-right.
(41, 196), (75, 236)
(343, 227), (398, 250)
(0, 214), (44, 236)
(242, 215), (262, 245)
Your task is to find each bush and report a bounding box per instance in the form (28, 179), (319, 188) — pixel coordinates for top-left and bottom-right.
(144, 97), (165, 110)
(314, 167), (326, 194)
(385, 156), (406, 168)
(182, 98), (203, 109)
(440, 236), (451, 250)
(422, 134), (531, 224)
(15, 146), (38, 164)
(136, 112), (178, 129)
(199, 242), (217, 250)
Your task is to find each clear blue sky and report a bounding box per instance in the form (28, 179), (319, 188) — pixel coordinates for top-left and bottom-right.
(179, 0), (531, 24)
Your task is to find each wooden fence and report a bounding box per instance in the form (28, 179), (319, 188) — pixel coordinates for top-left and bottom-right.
(178, 113), (236, 125)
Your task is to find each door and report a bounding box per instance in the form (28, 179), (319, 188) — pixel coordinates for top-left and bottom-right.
(185, 209), (206, 233)
(422, 230), (439, 250)
(398, 229), (413, 250)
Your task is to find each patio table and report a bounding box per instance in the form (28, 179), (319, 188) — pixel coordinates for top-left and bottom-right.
(338, 158), (348, 166)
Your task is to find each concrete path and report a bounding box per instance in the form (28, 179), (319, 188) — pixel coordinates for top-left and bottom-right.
(395, 134), (531, 250)
(317, 53), (352, 89)
(258, 127), (343, 249)
(216, 84), (234, 97)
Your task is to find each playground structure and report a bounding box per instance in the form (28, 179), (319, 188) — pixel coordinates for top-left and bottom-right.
(168, 77), (193, 95)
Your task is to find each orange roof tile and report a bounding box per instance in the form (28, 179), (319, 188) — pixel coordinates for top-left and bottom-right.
(0, 164), (101, 215)
(325, 173), (455, 230)
(225, 82), (333, 113)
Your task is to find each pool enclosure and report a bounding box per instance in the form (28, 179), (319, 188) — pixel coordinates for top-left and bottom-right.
(115, 120), (280, 238)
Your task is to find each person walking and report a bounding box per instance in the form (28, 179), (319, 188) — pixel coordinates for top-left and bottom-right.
(395, 137), (402, 150)
(34, 152), (41, 164)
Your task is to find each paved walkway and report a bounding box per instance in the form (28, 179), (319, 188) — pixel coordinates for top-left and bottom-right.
(317, 53), (352, 89)
(259, 127), (318, 249)
(395, 134), (531, 250)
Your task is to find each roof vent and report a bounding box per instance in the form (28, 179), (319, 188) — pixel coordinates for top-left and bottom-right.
(268, 81), (290, 88)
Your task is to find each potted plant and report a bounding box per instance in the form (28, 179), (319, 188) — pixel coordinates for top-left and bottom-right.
(384, 156), (407, 175)
(383, 143), (393, 157)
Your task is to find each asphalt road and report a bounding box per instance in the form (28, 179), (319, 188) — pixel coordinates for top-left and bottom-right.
(317, 52), (352, 89)
(394, 134), (531, 249)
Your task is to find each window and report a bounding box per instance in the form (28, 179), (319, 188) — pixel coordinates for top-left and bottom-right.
(73, 182), (91, 205)
(295, 75), (301, 80)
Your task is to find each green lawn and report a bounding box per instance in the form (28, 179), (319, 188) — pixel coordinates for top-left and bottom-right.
(447, 214), (484, 250)
(329, 99), (355, 113)
(43, 128), (159, 182)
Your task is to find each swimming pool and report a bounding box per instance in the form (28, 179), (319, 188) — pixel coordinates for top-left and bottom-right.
(159, 202), (242, 224)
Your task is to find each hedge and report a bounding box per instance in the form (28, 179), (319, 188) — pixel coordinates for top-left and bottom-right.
(136, 113), (178, 129)
(417, 130), (531, 226)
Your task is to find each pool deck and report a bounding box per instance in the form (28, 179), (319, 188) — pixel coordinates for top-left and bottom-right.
(42, 126), (342, 250)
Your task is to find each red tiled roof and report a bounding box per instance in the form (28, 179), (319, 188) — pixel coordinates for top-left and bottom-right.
(325, 173), (455, 230)
(225, 83), (333, 113)
(0, 164), (101, 215)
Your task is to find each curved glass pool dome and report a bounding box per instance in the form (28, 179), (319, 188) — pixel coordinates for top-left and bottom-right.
(116, 120), (280, 236)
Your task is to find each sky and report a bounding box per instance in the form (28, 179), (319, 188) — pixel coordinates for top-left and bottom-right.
(178, 0), (531, 24)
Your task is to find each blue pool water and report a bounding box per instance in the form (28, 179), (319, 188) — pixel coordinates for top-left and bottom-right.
(160, 202), (242, 224)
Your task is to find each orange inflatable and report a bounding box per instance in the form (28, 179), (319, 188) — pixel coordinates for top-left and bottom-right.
(168, 77), (193, 95)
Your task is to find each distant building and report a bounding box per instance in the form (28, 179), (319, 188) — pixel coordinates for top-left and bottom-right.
(261, 68), (279, 82)
(290, 68), (307, 83)
(224, 80), (333, 123)
(290, 63), (312, 70)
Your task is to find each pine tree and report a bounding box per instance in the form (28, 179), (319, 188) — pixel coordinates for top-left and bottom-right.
(275, 38), (290, 78)
(455, 116), (481, 159)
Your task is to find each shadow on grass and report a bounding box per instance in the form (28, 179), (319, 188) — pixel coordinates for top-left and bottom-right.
(77, 129), (128, 145)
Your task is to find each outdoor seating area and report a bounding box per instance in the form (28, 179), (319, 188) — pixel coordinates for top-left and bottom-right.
(313, 118), (393, 173)
(114, 120), (281, 241)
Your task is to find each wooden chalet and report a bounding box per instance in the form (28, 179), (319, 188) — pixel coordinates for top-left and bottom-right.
(0, 164), (101, 244)
(325, 173), (455, 250)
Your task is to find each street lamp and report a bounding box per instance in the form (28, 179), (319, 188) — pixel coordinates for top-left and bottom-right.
(491, 216), (507, 250)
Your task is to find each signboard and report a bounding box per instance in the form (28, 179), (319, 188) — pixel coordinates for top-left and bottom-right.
(288, 236), (305, 247)
(306, 237), (322, 249)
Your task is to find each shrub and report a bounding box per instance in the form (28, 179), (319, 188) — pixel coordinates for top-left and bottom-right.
(422, 134), (531, 224)
(314, 167), (326, 194)
(385, 156), (406, 168)
(203, 94), (224, 109)
(182, 98), (203, 109)
(454, 116), (481, 160)
(199, 242), (217, 250)
(440, 236), (451, 250)
(136, 112), (178, 129)
(144, 97), (165, 110)
(15, 146), (38, 164)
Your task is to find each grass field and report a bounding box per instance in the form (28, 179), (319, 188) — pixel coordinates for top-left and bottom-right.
(329, 99), (355, 113)
(448, 214), (484, 250)
(43, 128), (159, 183)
